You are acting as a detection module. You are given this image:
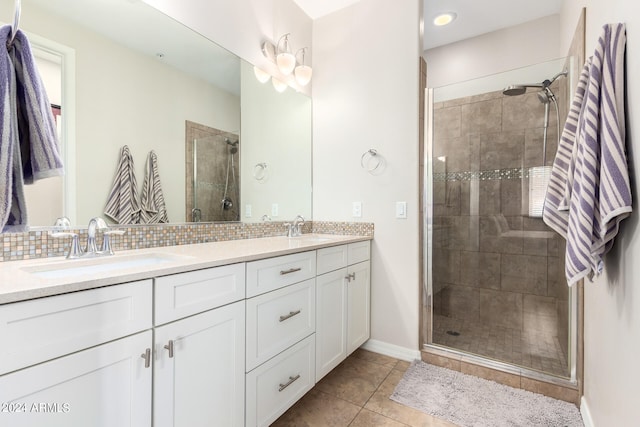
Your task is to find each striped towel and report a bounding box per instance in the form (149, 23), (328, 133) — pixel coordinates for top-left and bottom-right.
(140, 150), (169, 224)
(104, 145), (141, 224)
(10, 27), (64, 184)
(543, 24), (631, 285)
(0, 26), (25, 231)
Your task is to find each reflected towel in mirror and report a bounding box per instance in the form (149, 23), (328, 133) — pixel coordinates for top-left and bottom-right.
(140, 150), (168, 224)
(104, 145), (141, 224)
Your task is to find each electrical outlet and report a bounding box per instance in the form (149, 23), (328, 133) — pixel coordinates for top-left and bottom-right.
(245, 204), (252, 218)
(352, 201), (362, 218)
(271, 203), (279, 217)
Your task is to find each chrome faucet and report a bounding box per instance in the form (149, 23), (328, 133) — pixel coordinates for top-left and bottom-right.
(86, 217), (109, 255)
(284, 215), (305, 238)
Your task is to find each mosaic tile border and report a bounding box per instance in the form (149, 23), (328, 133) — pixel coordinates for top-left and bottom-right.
(0, 221), (374, 262)
(433, 167), (544, 182)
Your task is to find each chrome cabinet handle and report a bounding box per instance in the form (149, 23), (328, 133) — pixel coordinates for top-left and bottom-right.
(279, 310), (301, 322)
(280, 267), (302, 275)
(141, 348), (151, 368)
(278, 374), (301, 392)
(164, 340), (174, 358)
(345, 273), (356, 282)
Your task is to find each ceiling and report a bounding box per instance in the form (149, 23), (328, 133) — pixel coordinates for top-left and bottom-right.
(293, 0), (562, 50)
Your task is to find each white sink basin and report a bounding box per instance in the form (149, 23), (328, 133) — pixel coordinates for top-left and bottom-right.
(22, 253), (188, 279)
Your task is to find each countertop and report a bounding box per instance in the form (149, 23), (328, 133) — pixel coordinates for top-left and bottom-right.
(0, 234), (371, 305)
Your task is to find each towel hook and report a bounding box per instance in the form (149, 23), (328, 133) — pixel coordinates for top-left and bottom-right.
(7, 0), (21, 48)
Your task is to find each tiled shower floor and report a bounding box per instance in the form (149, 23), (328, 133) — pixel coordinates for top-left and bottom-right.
(432, 314), (569, 377)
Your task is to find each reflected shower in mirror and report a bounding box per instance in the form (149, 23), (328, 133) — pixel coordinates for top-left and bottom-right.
(7, 0), (312, 230)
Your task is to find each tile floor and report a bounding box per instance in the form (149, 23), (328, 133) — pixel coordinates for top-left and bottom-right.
(432, 314), (569, 377)
(272, 349), (456, 426)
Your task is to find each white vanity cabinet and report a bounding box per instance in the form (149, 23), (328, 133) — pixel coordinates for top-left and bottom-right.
(245, 251), (317, 427)
(153, 264), (246, 427)
(316, 241), (371, 381)
(0, 281), (154, 427)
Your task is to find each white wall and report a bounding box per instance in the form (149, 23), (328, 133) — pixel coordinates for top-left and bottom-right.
(558, 1), (640, 425)
(312, 0), (421, 356)
(424, 15), (561, 88)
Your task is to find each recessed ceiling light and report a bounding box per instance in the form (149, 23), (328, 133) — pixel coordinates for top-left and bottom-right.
(433, 12), (457, 27)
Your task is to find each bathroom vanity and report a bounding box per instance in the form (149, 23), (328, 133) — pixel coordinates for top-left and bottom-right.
(0, 234), (371, 427)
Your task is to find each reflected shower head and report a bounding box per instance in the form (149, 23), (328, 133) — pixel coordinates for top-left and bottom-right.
(503, 83), (544, 96)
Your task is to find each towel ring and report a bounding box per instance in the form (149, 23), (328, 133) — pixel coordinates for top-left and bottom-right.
(360, 149), (382, 173)
(253, 162), (268, 180)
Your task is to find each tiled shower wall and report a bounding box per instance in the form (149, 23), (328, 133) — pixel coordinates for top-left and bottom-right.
(431, 84), (570, 365)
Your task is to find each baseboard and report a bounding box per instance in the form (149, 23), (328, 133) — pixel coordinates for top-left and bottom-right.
(360, 339), (421, 362)
(580, 396), (594, 427)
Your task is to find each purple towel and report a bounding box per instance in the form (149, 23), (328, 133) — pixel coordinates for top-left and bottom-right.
(543, 24), (631, 285)
(0, 25), (26, 232)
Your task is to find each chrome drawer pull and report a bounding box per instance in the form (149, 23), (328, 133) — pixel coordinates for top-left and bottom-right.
(278, 374), (301, 392)
(141, 348), (151, 368)
(280, 267), (302, 275)
(279, 310), (301, 322)
(164, 340), (174, 358)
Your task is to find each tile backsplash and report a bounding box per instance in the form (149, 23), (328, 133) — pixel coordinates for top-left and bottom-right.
(0, 221), (374, 262)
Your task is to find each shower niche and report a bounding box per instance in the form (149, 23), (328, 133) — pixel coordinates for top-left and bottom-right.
(424, 58), (577, 379)
(185, 121), (240, 222)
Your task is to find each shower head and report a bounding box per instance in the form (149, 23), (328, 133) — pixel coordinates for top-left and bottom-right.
(225, 137), (239, 154)
(503, 69), (568, 97)
(502, 83), (544, 96)
(537, 87), (557, 105)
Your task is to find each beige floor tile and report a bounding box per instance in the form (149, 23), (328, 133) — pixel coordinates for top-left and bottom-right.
(316, 356), (395, 406)
(271, 389), (360, 427)
(350, 409), (410, 426)
(363, 369), (457, 427)
(351, 348), (400, 368)
(394, 360), (412, 373)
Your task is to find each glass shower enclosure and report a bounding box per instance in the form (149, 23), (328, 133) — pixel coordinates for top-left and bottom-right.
(423, 58), (577, 379)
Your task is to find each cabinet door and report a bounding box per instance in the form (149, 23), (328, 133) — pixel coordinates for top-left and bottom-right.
(0, 331), (152, 427)
(347, 260), (371, 355)
(315, 268), (348, 381)
(154, 301), (245, 427)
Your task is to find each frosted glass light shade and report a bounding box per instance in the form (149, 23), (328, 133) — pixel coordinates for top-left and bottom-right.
(271, 77), (288, 93)
(294, 65), (312, 86)
(276, 52), (296, 75)
(253, 66), (271, 83)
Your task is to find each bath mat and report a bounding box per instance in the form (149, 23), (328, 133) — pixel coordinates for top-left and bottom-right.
(390, 361), (583, 427)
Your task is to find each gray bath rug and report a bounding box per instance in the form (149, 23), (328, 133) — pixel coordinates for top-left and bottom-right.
(390, 361), (583, 427)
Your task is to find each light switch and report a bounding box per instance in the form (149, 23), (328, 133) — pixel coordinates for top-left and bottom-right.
(396, 201), (407, 219)
(245, 204), (252, 218)
(352, 201), (362, 218)
(271, 203), (279, 217)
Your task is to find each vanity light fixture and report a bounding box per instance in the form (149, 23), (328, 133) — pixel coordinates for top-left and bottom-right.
(253, 66), (271, 83)
(294, 47), (312, 86)
(271, 77), (288, 93)
(276, 34), (296, 75)
(259, 34), (313, 90)
(433, 12), (457, 27)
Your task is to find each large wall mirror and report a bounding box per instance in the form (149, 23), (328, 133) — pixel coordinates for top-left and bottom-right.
(9, 0), (312, 229)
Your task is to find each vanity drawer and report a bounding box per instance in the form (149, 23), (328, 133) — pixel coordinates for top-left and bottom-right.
(348, 241), (371, 265)
(154, 263), (245, 325)
(0, 280), (152, 375)
(246, 334), (315, 427)
(246, 251), (316, 298)
(246, 279), (315, 371)
(316, 245), (348, 275)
